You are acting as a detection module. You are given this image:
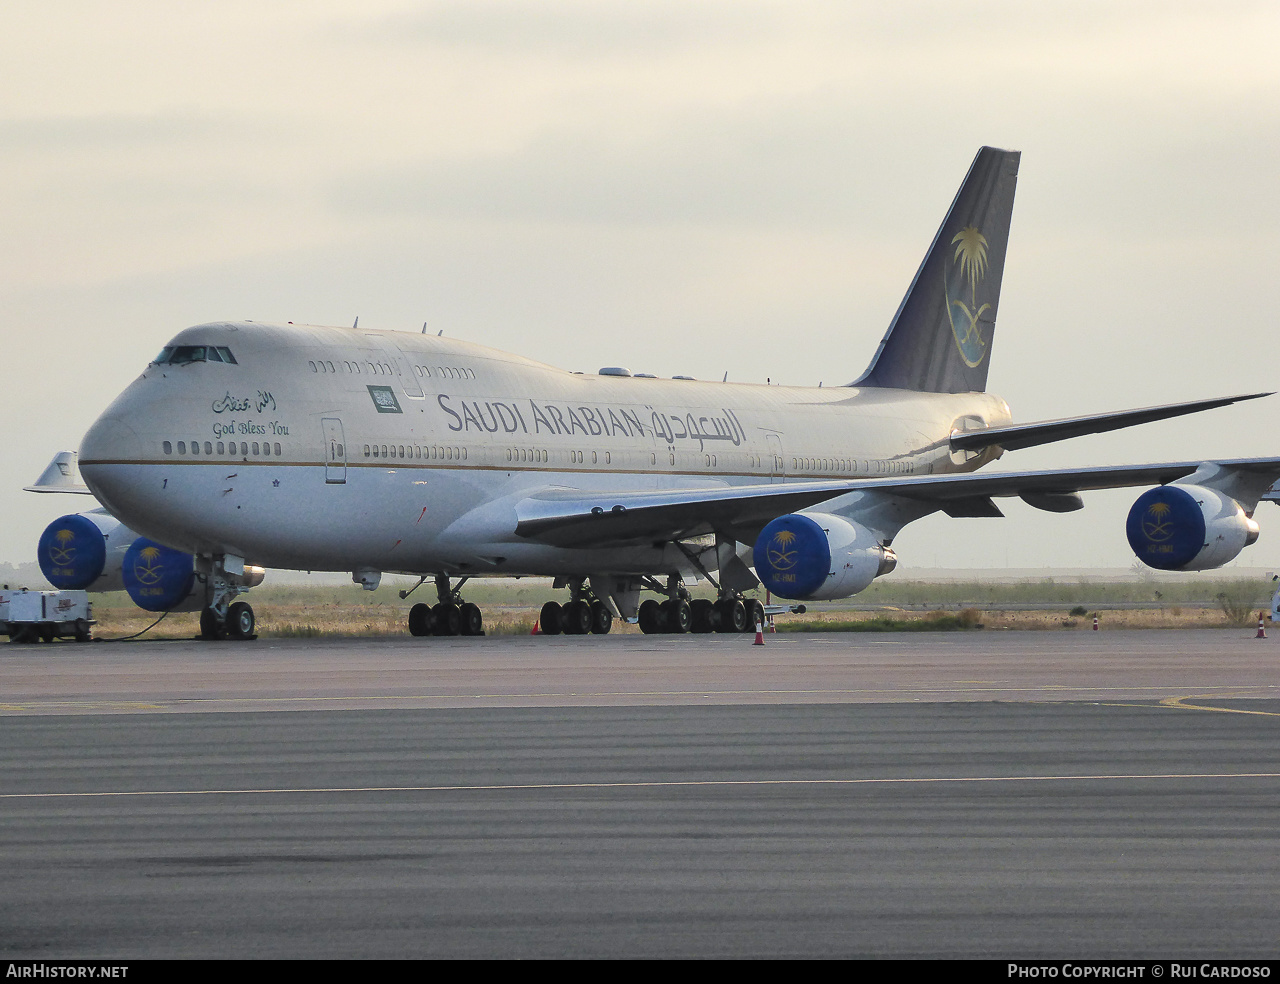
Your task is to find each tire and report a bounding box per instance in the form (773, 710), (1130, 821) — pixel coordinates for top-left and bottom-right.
(662, 599), (691, 634)
(408, 602), (434, 637)
(539, 601), (563, 636)
(74, 620), (92, 643)
(637, 599), (662, 634)
(200, 607), (226, 641)
(9, 626), (34, 645)
(742, 600), (765, 634)
(562, 600), (592, 635)
(715, 599), (746, 634)
(589, 600), (613, 635)
(227, 602), (256, 640)
(432, 603), (461, 636)
(690, 599), (715, 633)
(40, 625), (55, 643)
(459, 602), (483, 636)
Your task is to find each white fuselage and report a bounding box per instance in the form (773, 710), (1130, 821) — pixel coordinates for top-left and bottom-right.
(78, 322), (1011, 577)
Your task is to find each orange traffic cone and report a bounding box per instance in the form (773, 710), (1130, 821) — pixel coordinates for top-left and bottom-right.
(753, 620), (764, 646)
(530, 620), (540, 635)
(1257, 613), (1267, 639)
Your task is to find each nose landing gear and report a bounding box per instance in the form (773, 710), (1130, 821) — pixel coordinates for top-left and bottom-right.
(196, 556), (259, 641)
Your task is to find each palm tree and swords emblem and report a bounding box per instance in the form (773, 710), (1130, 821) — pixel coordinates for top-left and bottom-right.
(1141, 501), (1176, 543)
(133, 546), (166, 585)
(767, 529), (799, 571)
(48, 528), (78, 566)
(947, 225), (991, 368)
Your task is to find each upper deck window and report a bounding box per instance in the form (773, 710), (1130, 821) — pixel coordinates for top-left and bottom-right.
(153, 345), (237, 366)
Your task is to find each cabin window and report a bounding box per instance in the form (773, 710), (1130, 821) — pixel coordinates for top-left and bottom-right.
(163, 441), (172, 454)
(203, 441), (212, 455)
(177, 441), (186, 454)
(274, 443), (282, 455)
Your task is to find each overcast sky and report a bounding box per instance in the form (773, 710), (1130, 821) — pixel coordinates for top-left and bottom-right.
(3, 1), (1279, 574)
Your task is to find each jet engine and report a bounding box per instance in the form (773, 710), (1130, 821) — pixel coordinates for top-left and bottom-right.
(37, 512), (201, 612)
(1126, 485), (1259, 572)
(753, 512), (897, 601)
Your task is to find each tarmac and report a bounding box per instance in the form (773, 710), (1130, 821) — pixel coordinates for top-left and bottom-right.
(1, 629), (1277, 958)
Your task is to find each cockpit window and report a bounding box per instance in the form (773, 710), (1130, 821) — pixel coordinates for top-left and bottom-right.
(152, 345), (237, 366)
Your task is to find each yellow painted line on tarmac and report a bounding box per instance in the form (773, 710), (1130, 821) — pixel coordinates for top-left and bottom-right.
(1159, 695), (1280, 717)
(2, 772), (1279, 801)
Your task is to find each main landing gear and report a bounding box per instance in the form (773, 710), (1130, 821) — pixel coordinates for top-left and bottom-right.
(537, 578), (614, 636)
(635, 574), (764, 635)
(197, 556), (259, 641)
(406, 575), (484, 638)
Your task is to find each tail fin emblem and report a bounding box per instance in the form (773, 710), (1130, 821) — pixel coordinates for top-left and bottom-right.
(947, 226), (991, 368)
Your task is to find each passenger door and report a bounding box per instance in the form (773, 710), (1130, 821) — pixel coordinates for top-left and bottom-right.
(322, 417), (347, 484)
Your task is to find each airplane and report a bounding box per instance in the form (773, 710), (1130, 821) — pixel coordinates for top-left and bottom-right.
(27, 146), (1280, 641)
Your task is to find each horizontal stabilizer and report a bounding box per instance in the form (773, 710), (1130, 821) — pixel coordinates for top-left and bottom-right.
(24, 451), (93, 494)
(950, 393), (1272, 454)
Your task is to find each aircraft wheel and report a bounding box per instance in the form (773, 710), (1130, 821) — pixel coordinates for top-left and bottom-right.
(432, 603), (461, 636)
(690, 599), (715, 633)
(637, 599), (662, 634)
(562, 600), (592, 635)
(662, 599), (691, 634)
(200, 607), (226, 640)
(539, 601), (563, 636)
(408, 603), (435, 637)
(459, 603), (484, 636)
(715, 599), (746, 634)
(227, 602), (256, 640)
(742, 600), (765, 634)
(589, 601), (613, 635)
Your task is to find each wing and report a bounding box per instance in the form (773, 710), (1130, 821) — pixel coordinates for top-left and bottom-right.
(514, 457), (1280, 547)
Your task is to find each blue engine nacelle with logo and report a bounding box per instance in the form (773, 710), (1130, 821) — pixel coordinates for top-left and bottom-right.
(1126, 484), (1260, 571)
(753, 512), (898, 601)
(37, 512), (200, 611)
(121, 537), (198, 612)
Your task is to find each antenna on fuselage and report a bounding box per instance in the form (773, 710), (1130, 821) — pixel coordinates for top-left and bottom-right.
(438, 330), (444, 337)
(422, 322), (428, 334)
(722, 371), (728, 382)
(352, 316), (359, 329)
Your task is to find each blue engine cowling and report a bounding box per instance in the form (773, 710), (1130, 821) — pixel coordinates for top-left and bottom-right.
(37, 512), (200, 611)
(1127, 484), (1259, 571)
(753, 512), (897, 601)
(37, 511), (137, 592)
(121, 537), (198, 612)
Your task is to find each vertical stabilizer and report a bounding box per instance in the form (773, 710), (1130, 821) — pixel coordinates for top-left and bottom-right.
(855, 146), (1020, 394)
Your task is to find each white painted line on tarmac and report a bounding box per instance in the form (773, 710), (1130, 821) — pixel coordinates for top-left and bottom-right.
(3, 772), (1279, 800)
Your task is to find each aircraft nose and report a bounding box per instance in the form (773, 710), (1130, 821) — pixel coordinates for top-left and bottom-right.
(80, 413), (142, 463)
